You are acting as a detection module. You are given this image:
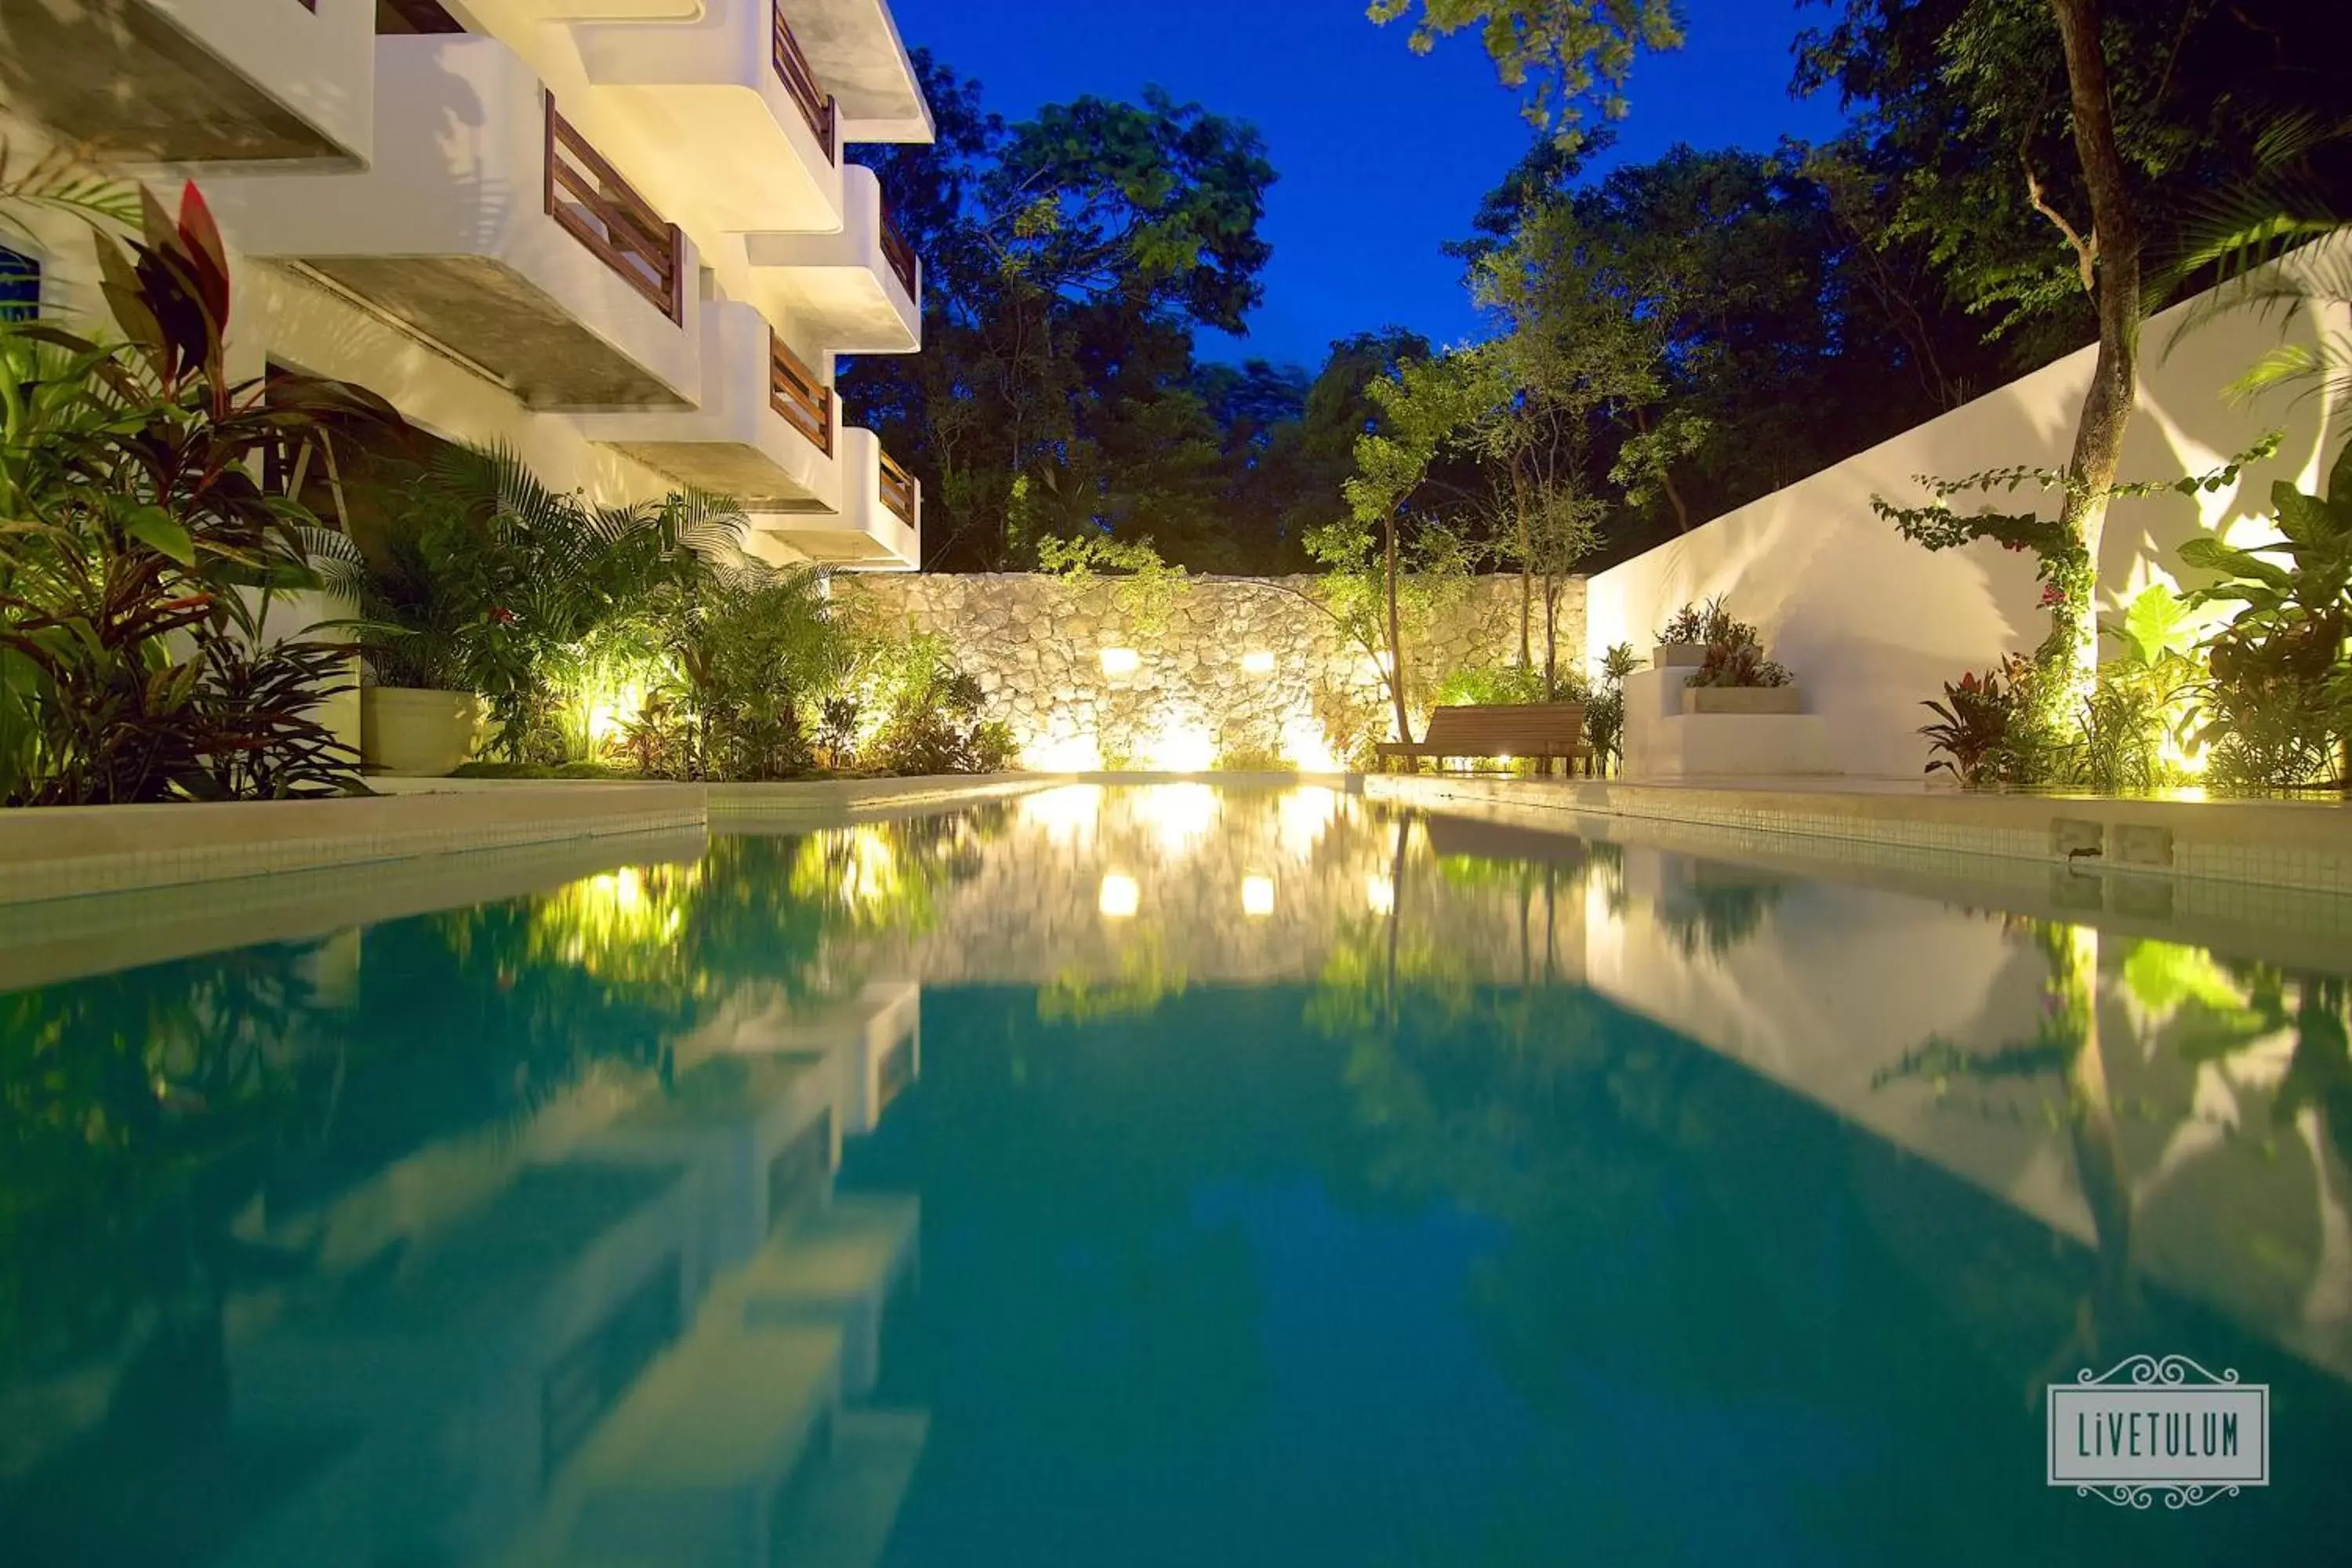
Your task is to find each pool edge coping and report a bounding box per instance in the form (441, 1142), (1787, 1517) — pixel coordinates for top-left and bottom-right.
(1363, 775), (2352, 892)
(0, 775), (1066, 907)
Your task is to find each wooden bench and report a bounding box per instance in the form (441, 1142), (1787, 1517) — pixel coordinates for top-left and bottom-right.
(1375, 703), (1589, 775)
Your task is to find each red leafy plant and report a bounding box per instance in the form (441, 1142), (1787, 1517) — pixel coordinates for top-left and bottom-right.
(0, 183), (398, 804)
(1918, 656), (2041, 786)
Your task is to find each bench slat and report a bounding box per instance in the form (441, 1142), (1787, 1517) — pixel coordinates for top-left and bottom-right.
(1377, 703), (1590, 774)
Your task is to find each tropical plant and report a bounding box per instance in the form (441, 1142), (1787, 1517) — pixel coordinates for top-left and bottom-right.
(1686, 637), (1790, 690)
(0, 137), (141, 241)
(2176, 452), (2352, 791)
(1432, 660), (1551, 708)
(1682, 612), (1790, 689)
(335, 444), (745, 762)
(2065, 676), (2169, 794)
(1920, 657), (2048, 786)
(862, 632), (1014, 776)
(1323, 347), (1501, 743)
(2162, 104), (2352, 419)
(1657, 596), (1733, 647)
(815, 695), (862, 770)
(1872, 438), (2280, 725)
(1037, 532), (1192, 636)
(0, 183), (393, 804)
(1583, 641), (1641, 775)
(2042, 582), (2205, 793)
(662, 564), (846, 781)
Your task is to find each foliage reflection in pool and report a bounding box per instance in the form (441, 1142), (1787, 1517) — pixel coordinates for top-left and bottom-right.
(2, 785), (2347, 1565)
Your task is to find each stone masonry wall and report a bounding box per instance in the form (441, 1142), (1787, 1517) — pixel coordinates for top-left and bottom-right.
(844, 573), (1585, 770)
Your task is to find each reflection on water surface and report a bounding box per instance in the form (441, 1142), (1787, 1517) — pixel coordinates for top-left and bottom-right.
(2, 785), (2348, 1564)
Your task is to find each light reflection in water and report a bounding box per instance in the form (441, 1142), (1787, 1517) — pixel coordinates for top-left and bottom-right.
(2, 786), (2349, 1563)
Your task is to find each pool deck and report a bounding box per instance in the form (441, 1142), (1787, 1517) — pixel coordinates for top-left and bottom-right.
(0, 775), (1058, 908)
(1364, 772), (2352, 949)
(5, 769), (2346, 962)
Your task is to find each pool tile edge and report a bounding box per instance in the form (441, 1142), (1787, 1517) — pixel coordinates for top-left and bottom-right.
(0, 775), (1058, 906)
(1363, 775), (2352, 900)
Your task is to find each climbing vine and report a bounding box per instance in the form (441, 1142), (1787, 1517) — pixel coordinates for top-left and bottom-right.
(1872, 434), (2281, 728)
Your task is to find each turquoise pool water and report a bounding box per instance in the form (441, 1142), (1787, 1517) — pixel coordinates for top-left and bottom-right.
(2, 784), (2347, 1565)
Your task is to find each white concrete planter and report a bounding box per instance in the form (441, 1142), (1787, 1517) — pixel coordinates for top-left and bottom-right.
(1682, 684), (1804, 716)
(1653, 641), (1708, 668)
(361, 688), (483, 778)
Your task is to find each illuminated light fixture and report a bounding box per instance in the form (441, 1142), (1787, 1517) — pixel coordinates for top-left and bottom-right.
(1365, 874), (1395, 915)
(1099, 648), (1142, 678)
(1098, 873), (1141, 918)
(1279, 713), (1341, 773)
(1138, 719), (1215, 773)
(1240, 650), (1276, 676)
(1024, 731), (1104, 772)
(1241, 876), (1276, 917)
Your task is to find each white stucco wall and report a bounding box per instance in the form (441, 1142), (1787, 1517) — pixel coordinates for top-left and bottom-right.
(1584, 249), (2350, 779)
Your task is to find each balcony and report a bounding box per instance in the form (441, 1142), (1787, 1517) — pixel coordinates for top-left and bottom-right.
(777, 0), (934, 143)
(573, 299), (839, 507)
(0, 0), (372, 166)
(553, 0), (845, 232)
(203, 34), (700, 411)
(742, 165), (920, 355)
(748, 425), (918, 570)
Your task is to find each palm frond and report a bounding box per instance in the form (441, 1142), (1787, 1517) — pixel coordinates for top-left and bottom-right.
(296, 524), (370, 601)
(669, 488), (750, 557)
(0, 140), (141, 243)
(2159, 103), (2352, 421)
(2227, 333), (2352, 414)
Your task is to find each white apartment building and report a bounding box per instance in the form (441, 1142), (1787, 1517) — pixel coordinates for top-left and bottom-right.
(0, 0), (932, 572)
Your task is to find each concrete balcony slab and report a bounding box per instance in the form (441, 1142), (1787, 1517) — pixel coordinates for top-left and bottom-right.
(205, 34), (700, 412)
(0, 0), (372, 167)
(744, 166), (920, 355)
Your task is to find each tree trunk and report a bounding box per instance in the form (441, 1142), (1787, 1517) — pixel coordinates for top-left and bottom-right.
(1385, 507), (1411, 744)
(1513, 457), (1533, 669)
(1541, 571), (1559, 699)
(2050, 0), (2143, 677)
(1631, 403), (1693, 532)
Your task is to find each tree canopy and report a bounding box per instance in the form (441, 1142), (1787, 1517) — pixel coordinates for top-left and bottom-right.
(844, 4), (2352, 580)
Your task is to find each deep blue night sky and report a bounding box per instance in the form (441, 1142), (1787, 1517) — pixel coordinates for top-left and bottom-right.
(884, 0), (1853, 370)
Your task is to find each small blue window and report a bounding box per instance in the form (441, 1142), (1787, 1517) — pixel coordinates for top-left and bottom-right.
(0, 246), (38, 321)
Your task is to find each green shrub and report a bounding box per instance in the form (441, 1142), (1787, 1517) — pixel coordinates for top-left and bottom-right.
(1921, 655), (2069, 787)
(862, 640), (1007, 775)
(1658, 597), (1736, 645)
(1665, 604), (1791, 691)
(0, 183), (383, 804)
(1433, 662), (1548, 706)
(1583, 642), (1642, 775)
(2179, 448), (2351, 791)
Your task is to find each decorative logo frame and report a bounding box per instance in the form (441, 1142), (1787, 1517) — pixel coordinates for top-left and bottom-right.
(2047, 1354), (2269, 1508)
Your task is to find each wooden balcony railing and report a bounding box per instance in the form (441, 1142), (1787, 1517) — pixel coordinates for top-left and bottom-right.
(878, 445), (917, 526)
(771, 1), (838, 165)
(378, 0), (466, 31)
(769, 332), (833, 456)
(878, 203), (918, 301)
(544, 97), (682, 324)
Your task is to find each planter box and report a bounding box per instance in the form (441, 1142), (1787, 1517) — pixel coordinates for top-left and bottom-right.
(1653, 641), (1708, 669)
(362, 688), (483, 778)
(1682, 685), (1803, 716)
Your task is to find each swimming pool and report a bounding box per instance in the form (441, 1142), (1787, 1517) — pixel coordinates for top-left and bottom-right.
(2, 783), (2347, 1565)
